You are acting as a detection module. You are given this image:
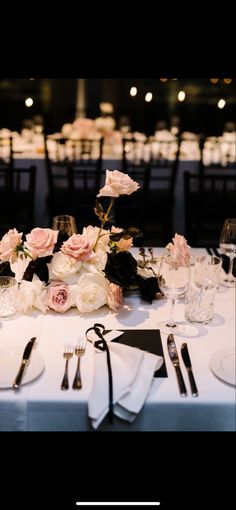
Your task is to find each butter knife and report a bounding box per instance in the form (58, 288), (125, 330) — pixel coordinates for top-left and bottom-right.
(13, 337), (37, 389)
(181, 343), (199, 396)
(167, 334), (187, 396)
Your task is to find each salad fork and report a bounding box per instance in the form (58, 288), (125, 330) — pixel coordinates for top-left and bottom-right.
(72, 337), (86, 390)
(61, 342), (73, 390)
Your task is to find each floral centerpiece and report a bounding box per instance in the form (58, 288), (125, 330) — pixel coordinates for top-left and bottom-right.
(0, 170), (162, 315)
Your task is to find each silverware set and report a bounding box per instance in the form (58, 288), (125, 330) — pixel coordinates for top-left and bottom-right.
(61, 337), (86, 390)
(167, 334), (198, 397)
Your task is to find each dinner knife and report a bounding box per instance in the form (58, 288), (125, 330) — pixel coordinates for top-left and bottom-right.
(13, 337), (37, 389)
(181, 343), (199, 397)
(167, 334), (187, 397)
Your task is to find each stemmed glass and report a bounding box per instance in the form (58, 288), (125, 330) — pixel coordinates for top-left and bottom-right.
(219, 218), (236, 287)
(52, 215), (78, 237)
(157, 255), (190, 335)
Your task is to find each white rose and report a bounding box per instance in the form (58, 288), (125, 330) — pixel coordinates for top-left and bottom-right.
(10, 253), (31, 283)
(82, 249), (108, 273)
(16, 276), (47, 314)
(76, 273), (109, 313)
(48, 252), (82, 283)
(16, 281), (35, 314)
(82, 225), (110, 252)
(32, 275), (48, 313)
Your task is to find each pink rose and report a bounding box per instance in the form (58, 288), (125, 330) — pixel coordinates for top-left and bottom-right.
(46, 281), (71, 313)
(107, 283), (123, 311)
(166, 233), (191, 268)
(61, 233), (94, 261)
(0, 229), (23, 262)
(25, 228), (58, 258)
(97, 170), (140, 198)
(111, 226), (133, 251)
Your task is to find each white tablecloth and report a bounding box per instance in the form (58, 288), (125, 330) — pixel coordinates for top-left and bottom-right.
(0, 248), (235, 431)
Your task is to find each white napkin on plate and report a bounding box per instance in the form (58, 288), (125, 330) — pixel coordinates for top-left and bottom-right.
(88, 336), (163, 429)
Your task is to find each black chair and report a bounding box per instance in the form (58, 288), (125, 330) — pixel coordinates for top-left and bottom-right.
(184, 171), (236, 246)
(0, 166), (36, 237)
(117, 136), (180, 245)
(44, 134), (104, 225)
(141, 136), (180, 245)
(110, 137), (148, 238)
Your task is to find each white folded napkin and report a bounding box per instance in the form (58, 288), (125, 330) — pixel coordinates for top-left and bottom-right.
(88, 336), (163, 429)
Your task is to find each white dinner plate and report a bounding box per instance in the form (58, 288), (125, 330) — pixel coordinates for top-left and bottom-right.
(209, 347), (236, 386)
(0, 344), (44, 389)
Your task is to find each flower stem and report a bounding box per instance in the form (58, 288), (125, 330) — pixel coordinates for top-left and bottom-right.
(93, 197), (115, 252)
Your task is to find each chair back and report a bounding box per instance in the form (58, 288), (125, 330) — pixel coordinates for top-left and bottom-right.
(184, 171), (236, 246)
(0, 166), (36, 236)
(44, 134), (104, 223)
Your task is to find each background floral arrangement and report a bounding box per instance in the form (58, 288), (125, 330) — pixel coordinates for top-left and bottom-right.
(0, 170), (161, 315)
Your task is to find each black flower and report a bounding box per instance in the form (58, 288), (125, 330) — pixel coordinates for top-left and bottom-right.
(104, 251), (138, 289)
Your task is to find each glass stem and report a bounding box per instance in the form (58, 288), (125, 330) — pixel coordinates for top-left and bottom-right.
(167, 297), (176, 327)
(227, 257), (234, 281)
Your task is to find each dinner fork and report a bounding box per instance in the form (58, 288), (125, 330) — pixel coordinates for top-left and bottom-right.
(61, 343), (73, 390)
(72, 337), (86, 390)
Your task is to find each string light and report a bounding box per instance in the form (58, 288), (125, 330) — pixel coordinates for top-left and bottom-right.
(178, 91), (185, 102)
(145, 92), (153, 102)
(217, 98), (226, 109)
(25, 97), (33, 107)
(130, 87), (137, 97)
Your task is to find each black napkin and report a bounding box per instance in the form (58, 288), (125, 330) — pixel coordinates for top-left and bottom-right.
(108, 329), (168, 378)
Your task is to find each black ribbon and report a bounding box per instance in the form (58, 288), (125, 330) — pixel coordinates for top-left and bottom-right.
(86, 323), (113, 424)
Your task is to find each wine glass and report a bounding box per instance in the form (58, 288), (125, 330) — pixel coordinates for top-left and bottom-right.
(157, 255), (190, 335)
(52, 215), (78, 238)
(219, 218), (236, 287)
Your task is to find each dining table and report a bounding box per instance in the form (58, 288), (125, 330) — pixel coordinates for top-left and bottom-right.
(0, 248), (235, 432)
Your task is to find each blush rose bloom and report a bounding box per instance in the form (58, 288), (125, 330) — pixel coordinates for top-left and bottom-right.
(97, 169), (140, 198)
(46, 281), (71, 313)
(107, 283), (123, 311)
(0, 228), (23, 262)
(76, 273), (109, 313)
(166, 233), (191, 268)
(61, 233), (94, 261)
(25, 228), (58, 259)
(48, 251), (82, 282)
(111, 226), (133, 251)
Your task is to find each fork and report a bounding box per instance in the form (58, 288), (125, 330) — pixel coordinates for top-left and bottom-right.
(61, 343), (73, 390)
(72, 337), (86, 390)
